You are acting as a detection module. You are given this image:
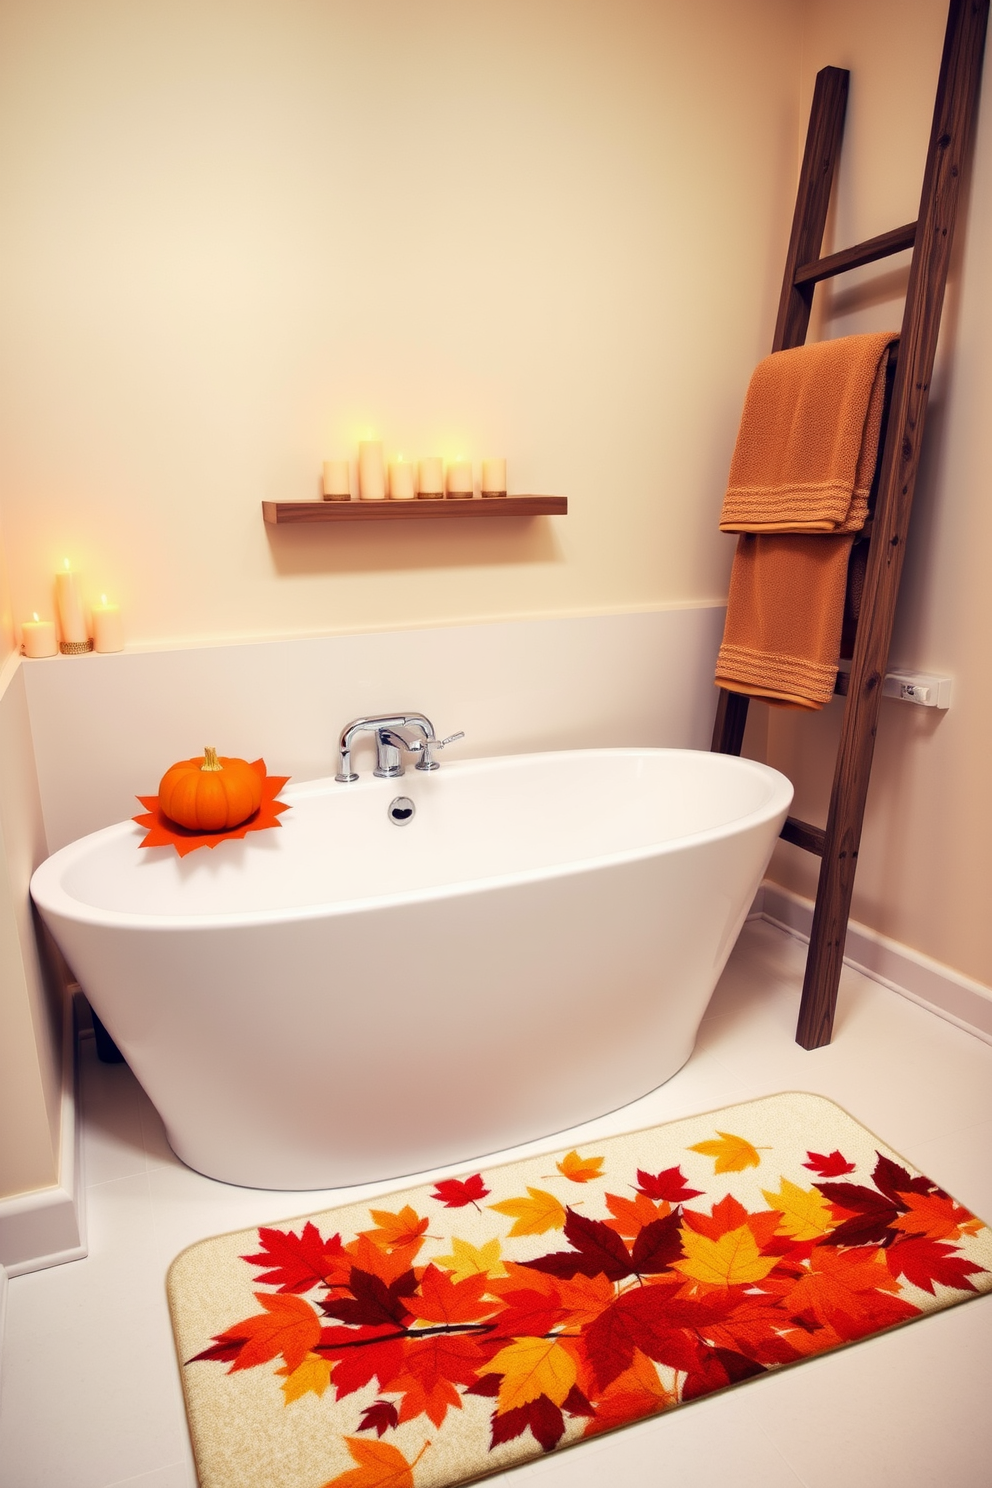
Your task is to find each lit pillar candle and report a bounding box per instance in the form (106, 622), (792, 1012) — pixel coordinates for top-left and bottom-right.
(55, 560), (90, 648)
(21, 613), (58, 658)
(446, 458), (473, 499)
(322, 460), (352, 500)
(481, 457), (507, 497)
(388, 456), (416, 500)
(418, 457), (443, 498)
(92, 595), (124, 653)
(358, 441), (386, 500)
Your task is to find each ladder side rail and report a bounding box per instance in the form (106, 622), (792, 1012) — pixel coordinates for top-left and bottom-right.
(795, 0), (990, 1049)
(712, 65), (849, 755)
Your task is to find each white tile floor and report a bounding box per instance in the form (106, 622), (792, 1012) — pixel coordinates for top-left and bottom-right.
(2, 918), (992, 1488)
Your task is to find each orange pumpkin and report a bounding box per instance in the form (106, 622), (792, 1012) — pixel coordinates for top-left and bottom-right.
(157, 748), (263, 832)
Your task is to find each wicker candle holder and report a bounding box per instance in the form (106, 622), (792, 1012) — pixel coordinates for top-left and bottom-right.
(417, 491), (444, 500)
(481, 489), (507, 499)
(60, 639), (94, 656)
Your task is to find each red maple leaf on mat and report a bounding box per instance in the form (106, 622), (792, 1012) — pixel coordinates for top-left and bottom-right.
(635, 1165), (703, 1202)
(242, 1223), (349, 1294)
(357, 1400), (401, 1438)
(134, 760), (290, 856)
(885, 1237), (986, 1294)
(803, 1150), (856, 1177)
(430, 1175), (490, 1209)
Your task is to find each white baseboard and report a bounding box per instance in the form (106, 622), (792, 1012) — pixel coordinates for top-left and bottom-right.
(0, 1260), (8, 1391)
(753, 881), (992, 1046)
(0, 992), (87, 1276)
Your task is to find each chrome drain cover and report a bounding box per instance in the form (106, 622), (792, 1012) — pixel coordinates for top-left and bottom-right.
(388, 796), (415, 826)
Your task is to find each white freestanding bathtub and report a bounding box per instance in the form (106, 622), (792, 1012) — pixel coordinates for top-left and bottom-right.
(31, 748), (792, 1189)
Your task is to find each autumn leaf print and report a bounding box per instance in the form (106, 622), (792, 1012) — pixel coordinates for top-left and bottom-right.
(673, 1225), (779, 1288)
(431, 1175), (490, 1209)
(320, 1436), (429, 1488)
(361, 1207), (430, 1252)
(432, 1237), (507, 1282)
(242, 1223), (349, 1293)
(884, 1237), (986, 1294)
(357, 1401), (401, 1438)
(635, 1165), (703, 1202)
(802, 1149), (856, 1178)
(761, 1178), (837, 1241)
(488, 1337), (578, 1411)
(277, 1353), (333, 1402)
(556, 1151), (605, 1183)
(889, 1191), (985, 1243)
(489, 1188), (567, 1236)
(689, 1132), (766, 1173)
(214, 1292), (322, 1373)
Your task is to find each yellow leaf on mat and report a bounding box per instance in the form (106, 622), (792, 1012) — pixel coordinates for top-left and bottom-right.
(489, 1187), (567, 1236)
(761, 1178), (836, 1241)
(433, 1236), (507, 1283)
(688, 1131), (765, 1173)
(556, 1150), (605, 1183)
(277, 1352), (332, 1403)
(673, 1225), (779, 1287)
(321, 1437), (429, 1488)
(489, 1337), (578, 1411)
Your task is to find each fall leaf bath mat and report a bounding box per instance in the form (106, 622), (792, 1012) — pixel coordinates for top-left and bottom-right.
(167, 1093), (992, 1488)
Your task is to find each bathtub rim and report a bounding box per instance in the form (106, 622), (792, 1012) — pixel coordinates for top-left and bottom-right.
(31, 746), (793, 933)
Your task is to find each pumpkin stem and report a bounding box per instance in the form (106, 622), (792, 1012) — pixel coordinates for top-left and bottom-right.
(201, 747), (223, 772)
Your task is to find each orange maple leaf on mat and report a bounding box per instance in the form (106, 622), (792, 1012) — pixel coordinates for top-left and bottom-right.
(689, 1132), (767, 1173)
(320, 1437), (430, 1488)
(133, 760), (290, 857)
(360, 1207), (430, 1252)
(890, 1190), (985, 1242)
(556, 1151), (605, 1184)
(221, 1292), (321, 1373)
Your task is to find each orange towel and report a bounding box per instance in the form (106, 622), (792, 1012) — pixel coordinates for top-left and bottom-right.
(720, 332), (896, 533)
(715, 332), (897, 710)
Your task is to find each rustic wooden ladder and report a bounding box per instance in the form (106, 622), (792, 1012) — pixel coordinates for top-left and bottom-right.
(711, 0), (989, 1049)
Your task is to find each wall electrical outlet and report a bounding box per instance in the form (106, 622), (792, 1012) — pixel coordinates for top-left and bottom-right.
(882, 670), (952, 709)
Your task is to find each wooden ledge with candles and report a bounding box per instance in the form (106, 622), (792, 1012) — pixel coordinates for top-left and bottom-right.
(262, 494), (567, 524)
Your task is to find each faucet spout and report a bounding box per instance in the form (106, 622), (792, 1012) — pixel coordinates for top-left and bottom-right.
(335, 713), (435, 783)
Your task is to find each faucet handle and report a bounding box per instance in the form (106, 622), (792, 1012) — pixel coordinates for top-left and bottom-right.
(415, 731), (465, 772)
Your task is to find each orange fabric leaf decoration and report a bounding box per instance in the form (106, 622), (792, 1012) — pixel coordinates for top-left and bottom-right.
(556, 1151), (605, 1184)
(321, 1437), (430, 1488)
(134, 759), (289, 857)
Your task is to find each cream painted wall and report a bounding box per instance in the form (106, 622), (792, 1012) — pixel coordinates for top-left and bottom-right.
(0, 664), (61, 1200)
(0, 0), (799, 648)
(764, 0), (992, 986)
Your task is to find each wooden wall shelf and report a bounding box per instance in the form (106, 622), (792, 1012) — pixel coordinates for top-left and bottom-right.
(262, 495), (567, 525)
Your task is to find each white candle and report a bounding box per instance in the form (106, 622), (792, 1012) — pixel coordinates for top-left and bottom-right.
(389, 456), (416, 500)
(418, 457), (444, 498)
(446, 458), (473, 498)
(322, 460), (351, 500)
(481, 457), (507, 496)
(55, 560), (88, 643)
(358, 441), (386, 500)
(21, 613), (57, 658)
(92, 595), (124, 653)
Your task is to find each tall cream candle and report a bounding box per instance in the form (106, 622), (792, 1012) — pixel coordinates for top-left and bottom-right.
(481, 457), (507, 497)
(358, 441), (386, 500)
(92, 595), (124, 653)
(322, 460), (352, 500)
(418, 457), (444, 498)
(21, 613), (58, 658)
(389, 457), (416, 501)
(446, 458), (473, 499)
(55, 560), (89, 646)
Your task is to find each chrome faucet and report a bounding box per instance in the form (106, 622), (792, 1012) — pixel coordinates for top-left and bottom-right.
(335, 713), (465, 782)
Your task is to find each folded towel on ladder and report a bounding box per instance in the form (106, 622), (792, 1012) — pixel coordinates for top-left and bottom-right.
(715, 331), (897, 710)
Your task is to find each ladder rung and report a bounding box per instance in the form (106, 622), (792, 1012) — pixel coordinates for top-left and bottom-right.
(780, 816), (826, 855)
(794, 221), (917, 287)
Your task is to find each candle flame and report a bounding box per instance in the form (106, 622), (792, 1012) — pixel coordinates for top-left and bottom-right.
(33, 612), (39, 622)
(63, 558), (71, 570)
(101, 594), (108, 605)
